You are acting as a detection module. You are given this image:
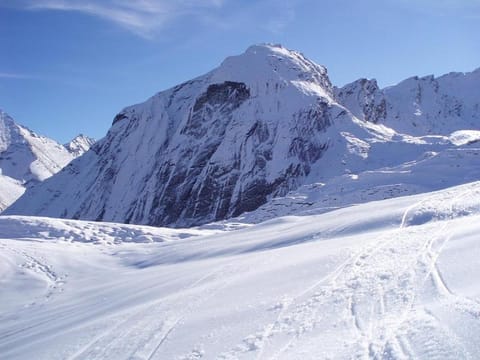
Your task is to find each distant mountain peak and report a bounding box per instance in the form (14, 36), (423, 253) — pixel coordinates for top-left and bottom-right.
(64, 134), (95, 157)
(0, 109), (81, 211)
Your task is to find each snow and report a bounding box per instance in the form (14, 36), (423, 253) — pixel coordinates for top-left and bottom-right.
(1, 182), (480, 359)
(449, 130), (480, 146)
(1, 45), (479, 358)
(63, 134), (96, 157)
(211, 44), (332, 95)
(0, 110), (93, 211)
(0, 174), (24, 212)
(235, 142), (480, 224)
(336, 68), (480, 136)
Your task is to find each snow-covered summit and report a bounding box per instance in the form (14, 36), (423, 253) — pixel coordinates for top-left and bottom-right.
(64, 134), (95, 157)
(210, 43), (333, 98)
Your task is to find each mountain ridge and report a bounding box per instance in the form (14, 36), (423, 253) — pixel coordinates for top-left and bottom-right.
(5, 44), (480, 227)
(0, 110), (95, 211)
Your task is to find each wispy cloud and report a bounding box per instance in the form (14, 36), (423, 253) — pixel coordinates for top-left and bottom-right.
(194, 0), (298, 35)
(5, 0), (225, 38)
(262, 2), (296, 34)
(395, 0), (480, 10)
(0, 72), (34, 79)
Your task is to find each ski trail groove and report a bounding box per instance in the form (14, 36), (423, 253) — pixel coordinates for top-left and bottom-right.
(67, 263), (238, 360)
(246, 188), (478, 359)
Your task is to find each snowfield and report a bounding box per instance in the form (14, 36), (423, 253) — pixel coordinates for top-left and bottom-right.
(1, 181), (480, 359)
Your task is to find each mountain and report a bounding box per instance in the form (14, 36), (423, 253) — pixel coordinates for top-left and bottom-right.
(0, 110), (93, 211)
(5, 44), (480, 227)
(0, 110), (74, 184)
(0, 175), (24, 212)
(64, 134), (95, 157)
(335, 68), (480, 135)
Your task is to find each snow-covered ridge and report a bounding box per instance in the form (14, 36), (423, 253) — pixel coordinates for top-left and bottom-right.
(0, 216), (216, 244)
(210, 43), (333, 98)
(0, 110), (94, 211)
(335, 67), (480, 135)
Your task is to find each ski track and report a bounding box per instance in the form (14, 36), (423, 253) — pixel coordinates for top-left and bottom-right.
(220, 188), (479, 360)
(2, 185), (480, 359)
(0, 241), (67, 307)
(66, 263), (238, 360)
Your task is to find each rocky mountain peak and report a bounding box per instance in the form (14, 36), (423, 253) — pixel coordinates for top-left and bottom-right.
(64, 134), (96, 157)
(335, 78), (386, 123)
(211, 43), (333, 99)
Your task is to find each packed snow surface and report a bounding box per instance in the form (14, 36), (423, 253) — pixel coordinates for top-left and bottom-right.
(1, 182), (480, 359)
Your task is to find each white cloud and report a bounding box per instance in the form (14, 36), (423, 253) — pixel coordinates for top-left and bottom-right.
(262, 2), (296, 34)
(0, 72), (33, 79)
(1, 0), (302, 39)
(395, 0), (480, 9)
(8, 0), (225, 38)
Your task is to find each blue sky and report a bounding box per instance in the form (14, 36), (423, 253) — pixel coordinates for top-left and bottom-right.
(1, 0), (479, 143)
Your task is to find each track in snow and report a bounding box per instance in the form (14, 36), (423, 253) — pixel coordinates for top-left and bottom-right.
(2, 183), (480, 359)
(65, 263), (240, 360)
(221, 188), (480, 359)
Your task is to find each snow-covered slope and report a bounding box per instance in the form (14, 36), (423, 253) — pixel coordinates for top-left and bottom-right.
(0, 110), (74, 184)
(236, 138), (480, 224)
(1, 181), (480, 359)
(7, 44), (479, 227)
(0, 175), (24, 212)
(63, 134), (95, 157)
(0, 110), (85, 211)
(335, 68), (480, 136)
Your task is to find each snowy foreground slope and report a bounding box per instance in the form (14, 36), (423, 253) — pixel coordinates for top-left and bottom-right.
(1, 182), (480, 359)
